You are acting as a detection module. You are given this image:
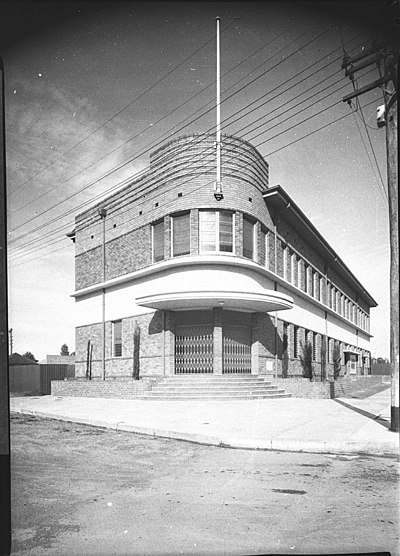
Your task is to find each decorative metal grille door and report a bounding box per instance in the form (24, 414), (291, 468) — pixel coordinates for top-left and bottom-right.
(175, 325), (213, 374)
(223, 325), (251, 374)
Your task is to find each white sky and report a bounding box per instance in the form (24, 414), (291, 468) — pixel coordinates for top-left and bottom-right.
(2, 1), (397, 360)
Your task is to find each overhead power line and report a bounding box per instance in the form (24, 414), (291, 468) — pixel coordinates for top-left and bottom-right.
(9, 58), (356, 256)
(9, 21), (323, 221)
(9, 95), (379, 266)
(9, 27), (362, 245)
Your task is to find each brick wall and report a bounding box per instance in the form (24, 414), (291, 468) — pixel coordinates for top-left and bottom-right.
(74, 134), (275, 289)
(51, 377), (159, 399)
(331, 376), (387, 398)
(274, 378), (332, 399)
(75, 311), (164, 379)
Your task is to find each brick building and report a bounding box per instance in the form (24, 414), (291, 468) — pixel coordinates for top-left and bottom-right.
(69, 133), (376, 382)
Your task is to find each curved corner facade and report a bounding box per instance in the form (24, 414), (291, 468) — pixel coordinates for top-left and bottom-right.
(71, 134), (376, 380)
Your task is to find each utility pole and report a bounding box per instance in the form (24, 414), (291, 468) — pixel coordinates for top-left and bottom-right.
(0, 57), (11, 555)
(342, 45), (399, 432)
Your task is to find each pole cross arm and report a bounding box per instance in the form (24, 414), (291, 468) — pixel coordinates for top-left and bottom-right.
(344, 52), (385, 77)
(342, 76), (388, 103)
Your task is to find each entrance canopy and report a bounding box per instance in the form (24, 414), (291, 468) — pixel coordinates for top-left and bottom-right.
(136, 289), (292, 312)
(135, 256), (293, 313)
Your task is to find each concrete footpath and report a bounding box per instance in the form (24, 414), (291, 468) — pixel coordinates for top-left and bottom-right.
(10, 387), (399, 457)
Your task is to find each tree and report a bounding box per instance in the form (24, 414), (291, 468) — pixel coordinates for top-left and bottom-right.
(300, 341), (313, 381)
(60, 343), (69, 356)
(333, 341), (342, 380)
(281, 330), (289, 378)
(133, 322), (140, 380)
(320, 335), (327, 382)
(23, 351), (38, 363)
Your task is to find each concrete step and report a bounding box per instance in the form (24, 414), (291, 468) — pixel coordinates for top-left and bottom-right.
(144, 392), (292, 400)
(145, 388), (288, 397)
(142, 375), (292, 400)
(161, 377), (272, 384)
(149, 384), (280, 393)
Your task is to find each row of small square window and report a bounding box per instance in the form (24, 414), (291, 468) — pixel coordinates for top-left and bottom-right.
(276, 240), (369, 332)
(285, 323), (368, 364)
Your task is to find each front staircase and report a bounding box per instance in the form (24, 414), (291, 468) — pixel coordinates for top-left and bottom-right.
(143, 375), (292, 400)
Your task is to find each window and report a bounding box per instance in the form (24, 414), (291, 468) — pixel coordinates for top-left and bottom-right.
(309, 268), (314, 297)
(172, 212), (190, 256)
(319, 276), (324, 302)
(283, 245), (288, 280)
(265, 230), (270, 269)
(152, 220), (164, 262)
(327, 337), (333, 363)
(312, 332), (318, 361)
(113, 320), (122, 357)
(297, 258), (302, 289)
(200, 211), (234, 253)
(243, 216), (254, 259)
(294, 326), (299, 359)
(219, 211), (234, 252)
(331, 287), (336, 311)
(302, 263), (307, 293)
(291, 253), (296, 284)
(259, 227), (267, 266)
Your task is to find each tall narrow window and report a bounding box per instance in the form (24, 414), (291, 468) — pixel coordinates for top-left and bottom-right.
(265, 230), (270, 269)
(331, 287), (336, 311)
(259, 227), (267, 266)
(320, 276), (324, 303)
(219, 211), (234, 252)
(294, 326), (299, 359)
(302, 263), (307, 293)
(200, 211), (216, 252)
(283, 245), (288, 280)
(309, 268), (314, 297)
(312, 332), (318, 361)
(152, 220), (164, 262)
(113, 320), (122, 357)
(200, 211), (233, 253)
(291, 252), (296, 284)
(243, 216), (254, 259)
(313, 272), (319, 299)
(172, 212), (190, 256)
(297, 258), (302, 289)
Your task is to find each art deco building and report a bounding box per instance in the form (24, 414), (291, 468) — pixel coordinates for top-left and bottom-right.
(69, 134), (376, 382)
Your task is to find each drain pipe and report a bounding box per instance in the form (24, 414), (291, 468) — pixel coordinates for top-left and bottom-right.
(99, 208), (107, 380)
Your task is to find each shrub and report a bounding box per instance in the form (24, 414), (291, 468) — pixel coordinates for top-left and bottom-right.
(333, 342), (341, 380)
(282, 332), (289, 378)
(300, 341), (313, 381)
(320, 336), (327, 382)
(133, 322), (140, 380)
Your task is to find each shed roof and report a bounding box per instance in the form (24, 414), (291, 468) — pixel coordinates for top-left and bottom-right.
(9, 353), (38, 366)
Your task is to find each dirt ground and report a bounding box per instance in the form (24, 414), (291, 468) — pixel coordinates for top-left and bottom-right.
(10, 413), (399, 556)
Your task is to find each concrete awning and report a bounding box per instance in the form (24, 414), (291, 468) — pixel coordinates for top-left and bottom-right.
(136, 289), (293, 313)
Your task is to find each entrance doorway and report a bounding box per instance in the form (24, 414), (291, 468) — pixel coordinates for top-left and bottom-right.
(344, 352), (358, 375)
(173, 309), (253, 375)
(222, 311), (251, 374)
(174, 311), (213, 374)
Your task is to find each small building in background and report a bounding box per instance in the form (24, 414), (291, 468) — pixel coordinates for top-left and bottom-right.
(40, 354), (76, 366)
(9, 353), (75, 396)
